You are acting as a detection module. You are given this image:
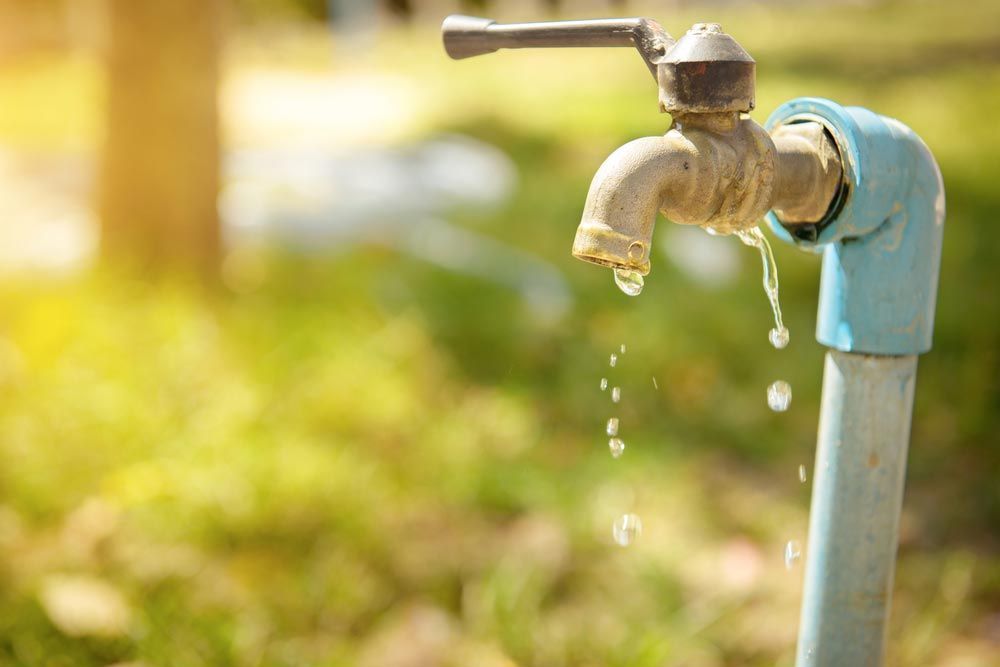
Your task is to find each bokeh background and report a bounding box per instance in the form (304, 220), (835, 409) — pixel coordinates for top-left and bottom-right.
(0, 0), (996, 665)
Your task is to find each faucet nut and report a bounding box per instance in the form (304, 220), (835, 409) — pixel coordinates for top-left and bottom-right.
(658, 23), (755, 114)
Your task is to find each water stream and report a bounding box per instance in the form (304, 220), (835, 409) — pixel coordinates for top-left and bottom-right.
(736, 226), (789, 349)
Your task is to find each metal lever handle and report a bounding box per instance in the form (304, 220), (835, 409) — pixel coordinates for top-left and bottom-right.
(441, 15), (674, 81)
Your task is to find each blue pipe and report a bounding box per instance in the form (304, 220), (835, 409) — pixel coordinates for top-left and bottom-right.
(765, 98), (945, 355)
(764, 99), (945, 665)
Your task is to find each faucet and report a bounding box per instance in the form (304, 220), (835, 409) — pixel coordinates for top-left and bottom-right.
(442, 15), (842, 276)
(442, 14), (944, 667)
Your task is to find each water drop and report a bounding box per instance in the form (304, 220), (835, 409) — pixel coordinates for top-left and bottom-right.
(784, 539), (802, 569)
(612, 513), (642, 546)
(767, 380), (792, 412)
(769, 326), (790, 349)
(620, 343), (626, 354)
(611, 386), (621, 403)
(606, 418), (619, 436)
(609, 353), (618, 368)
(613, 268), (644, 296)
(736, 227), (788, 349)
(600, 378), (608, 391)
(798, 464), (807, 483)
(652, 376), (659, 390)
(608, 437), (625, 458)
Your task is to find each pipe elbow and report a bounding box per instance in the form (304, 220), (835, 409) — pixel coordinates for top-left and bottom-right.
(572, 134), (696, 275)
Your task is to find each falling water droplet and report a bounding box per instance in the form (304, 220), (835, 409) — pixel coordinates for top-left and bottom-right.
(606, 418), (619, 436)
(609, 353), (618, 368)
(611, 386), (621, 403)
(600, 378), (608, 391)
(769, 326), (790, 349)
(784, 540), (802, 569)
(620, 343), (627, 354)
(612, 513), (642, 546)
(767, 380), (792, 412)
(613, 268), (644, 296)
(652, 376), (659, 390)
(608, 437), (625, 458)
(798, 464), (807, 483)
(736, 227), (788, 349)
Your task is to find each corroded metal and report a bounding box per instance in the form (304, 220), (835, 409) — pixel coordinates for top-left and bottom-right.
(771, 121), (844, 224)
(572, 111), (776, 274)
(658, 23), (755, 114)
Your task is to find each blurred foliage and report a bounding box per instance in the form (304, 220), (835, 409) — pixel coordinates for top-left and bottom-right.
(0, 1), (997, 666)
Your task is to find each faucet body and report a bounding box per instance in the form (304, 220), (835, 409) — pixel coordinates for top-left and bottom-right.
(573, 110), (841, 274)
(573, 113), (777, 273)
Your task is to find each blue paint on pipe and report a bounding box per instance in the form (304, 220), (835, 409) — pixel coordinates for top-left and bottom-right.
(761, 99), (943, 666)
(763, 98), (945, 356)
(797, 352), (917, 666)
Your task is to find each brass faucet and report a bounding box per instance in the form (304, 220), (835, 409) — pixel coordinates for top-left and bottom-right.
(442, 15), (843, 276)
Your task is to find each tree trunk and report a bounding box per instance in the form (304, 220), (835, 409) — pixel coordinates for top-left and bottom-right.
(98, 0), (223, 278)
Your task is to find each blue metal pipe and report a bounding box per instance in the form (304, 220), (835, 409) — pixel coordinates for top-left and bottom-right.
(765, 98), (945, 356)
(764, 99), (945, 666)
(799, 351), (917, 665)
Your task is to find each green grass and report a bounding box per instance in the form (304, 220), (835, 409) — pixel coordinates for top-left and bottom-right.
(0, 1), (997, 665)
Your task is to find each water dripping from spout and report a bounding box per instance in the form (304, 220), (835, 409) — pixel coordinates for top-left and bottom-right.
(613, 268), (644, 296)
(736, 226), (789, 349)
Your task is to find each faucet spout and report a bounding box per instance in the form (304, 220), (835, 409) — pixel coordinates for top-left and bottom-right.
(573, 114), (779, 275)
(572, 134), (696, 275)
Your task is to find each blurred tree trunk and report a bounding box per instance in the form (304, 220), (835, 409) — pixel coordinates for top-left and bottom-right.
(98, 0), (224, 278)
(385, 0), (413, 21)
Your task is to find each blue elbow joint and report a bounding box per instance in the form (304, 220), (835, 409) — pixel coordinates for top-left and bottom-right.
(764, 98), (945, 356)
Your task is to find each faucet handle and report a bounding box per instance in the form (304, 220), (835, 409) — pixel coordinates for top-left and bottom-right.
(442, 16), (756, 114)
(441, 15), (674, 81)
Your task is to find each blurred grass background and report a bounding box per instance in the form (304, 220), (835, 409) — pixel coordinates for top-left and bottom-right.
(0, 1), (997, 665)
